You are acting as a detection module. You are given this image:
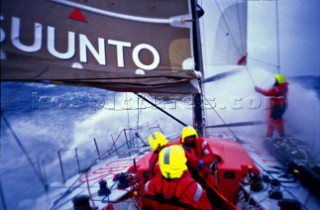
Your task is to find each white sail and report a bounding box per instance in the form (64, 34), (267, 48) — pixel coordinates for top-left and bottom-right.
(200, 0), (247, 66)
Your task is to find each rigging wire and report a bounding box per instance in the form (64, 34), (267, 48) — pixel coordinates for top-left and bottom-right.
(85, 171), (96, 208)
(247, 57), (279, 68)
(197, 0), (208, 137)
(125, 93), (132, 140)
(135, 93), (187, 127)
(275, 0), (281, 73)
(50, 173), (86, 210)
(134, 96), (142, 147)
(1, 113), (49, 192)
(136, 96), (140, 129)
(0, 179), (7, 210)
(202, 95), (240, 142)
(199, 0), (207, 64)
(245, 0), (282, 87)
(244, 66), (256, 87)
(1, 81), (48, 207)
(243, 0), (281, 91)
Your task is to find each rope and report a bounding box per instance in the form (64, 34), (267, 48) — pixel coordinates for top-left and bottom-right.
(198, 172), (240, 210)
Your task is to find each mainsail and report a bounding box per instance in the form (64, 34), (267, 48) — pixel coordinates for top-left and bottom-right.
(1, 0), (200, 94)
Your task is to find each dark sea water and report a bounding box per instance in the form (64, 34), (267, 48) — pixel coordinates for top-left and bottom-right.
(1, 82), (123, 210)
(1, 77), (319, 210)
(290, 76), (320, 99)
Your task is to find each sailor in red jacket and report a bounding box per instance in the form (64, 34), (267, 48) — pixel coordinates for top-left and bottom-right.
(148, 131), (169, 178)
(179, 126), (216, 174)
(255, 74), (289, 138)
(179, 126), (227, 209)
(141, 145), (212, 210)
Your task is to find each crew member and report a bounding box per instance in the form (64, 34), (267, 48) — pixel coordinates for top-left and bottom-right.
(141, 145), (212, 210)
(180, 126), (216, 170)
(180, 126), (225, 209)
(255, 74), (289, 138)
(148, 131), (169, 178)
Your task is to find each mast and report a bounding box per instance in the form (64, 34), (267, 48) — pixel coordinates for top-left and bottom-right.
(191, 0), (205, 136)
(191, 0), (206, 136)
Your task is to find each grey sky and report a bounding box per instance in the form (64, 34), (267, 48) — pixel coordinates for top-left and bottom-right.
(247, 0), (320, 76)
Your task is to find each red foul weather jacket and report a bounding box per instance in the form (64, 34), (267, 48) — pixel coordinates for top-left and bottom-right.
(148, 150), (161, 178)
(141, 172), (212, 210)
(179, 137), (216, 168)
(256, 82), (288, 107)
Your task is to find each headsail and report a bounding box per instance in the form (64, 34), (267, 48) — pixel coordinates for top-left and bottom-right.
(200, 0), (247, 66)
(1, 0), (200, 94)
